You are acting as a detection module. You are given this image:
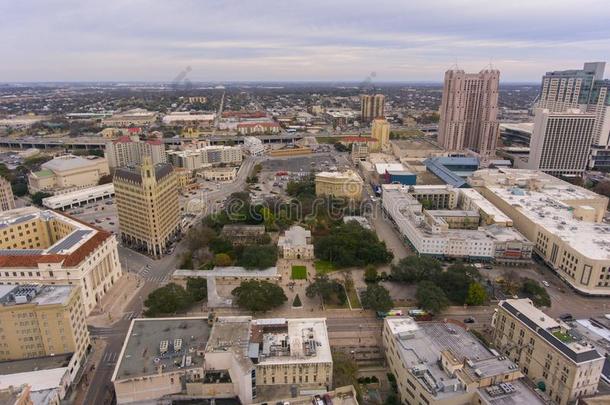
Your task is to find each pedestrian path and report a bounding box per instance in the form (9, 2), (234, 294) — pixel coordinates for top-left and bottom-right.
(101, 351), (118, 366)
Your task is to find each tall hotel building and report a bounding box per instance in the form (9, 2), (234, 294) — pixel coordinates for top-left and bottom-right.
(114, 156), (180, 257)
(528, 109), (596, 175)
(438, 68), (500, 156)
(360, 94), (385, 124)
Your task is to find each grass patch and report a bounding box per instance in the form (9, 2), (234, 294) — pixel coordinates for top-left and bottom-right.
(345, 284), (362, 309)
(324, 294), (350, 309)
(291, 265), (307, 280)
(315, 260), (335, 275)
(553, 330), (573, 343)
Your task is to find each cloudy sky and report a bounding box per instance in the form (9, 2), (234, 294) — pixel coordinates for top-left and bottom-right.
(1, 0), (609, 83)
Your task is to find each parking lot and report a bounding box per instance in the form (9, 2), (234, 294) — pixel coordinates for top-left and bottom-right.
(66, 199), (120, 235)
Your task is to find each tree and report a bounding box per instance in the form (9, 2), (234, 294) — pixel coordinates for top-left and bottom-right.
(31, 191), (52, 206)
(11, 182), (28, 197)
(144, 283), (193, 316)
(237, 244), (278, 269)
(186, 277), (207, 302)
(364, 265), (378, 283)
(391, 256), (442, 283)
(306, 274), (345, 303)
(231, 281), (287, 312)
(435, 263), (477, 304)
(520, 279), (551, 307)
(331, 350), (360, 397)
(360, 284), (393, 312)
(214, 253), (232, 267)
(314, 222), (393, 268)
(465, 282), (488, 306)
(594, 181), (610, 198)
(98, 174), (113, 185)
(292, 294), (302, 307)
(416, 281), (449, 314)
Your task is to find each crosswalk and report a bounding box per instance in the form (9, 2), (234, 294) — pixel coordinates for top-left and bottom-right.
(102, 351), (118, 365)
(137, 266), (170, 284)
(122, 311), (141, 321)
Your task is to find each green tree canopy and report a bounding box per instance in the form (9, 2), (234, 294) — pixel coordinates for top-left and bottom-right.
(391, 256), (442, 283)
(465, 282), (488, 306)
(416, 281), (449, 314)
(364, 265), (378, 283)
(292, 294), (302, 307)
(144, 283), (193, 317)
(520, 278), (551, 307)
(214, 253), (232, 267)
(231, 281), (287, 312)
(360, 283), (393, 312)
(237, 244), (278, 269)
(31, 191), (52, 206)
(314, 222), (393, 268)
(306, 274), (345, 303)
(186, 277), (207, 302)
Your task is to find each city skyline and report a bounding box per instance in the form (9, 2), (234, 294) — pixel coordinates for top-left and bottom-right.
(1, 0), (610, 82)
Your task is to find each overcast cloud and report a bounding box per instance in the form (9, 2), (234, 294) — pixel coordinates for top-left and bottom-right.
(1, 0), (609, 82)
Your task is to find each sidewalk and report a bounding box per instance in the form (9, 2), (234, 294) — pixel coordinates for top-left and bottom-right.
(88, 273), (144, 327)
(71, 338), (107, 405)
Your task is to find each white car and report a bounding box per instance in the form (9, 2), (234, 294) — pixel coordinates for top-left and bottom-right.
(542, 280), (550, 287)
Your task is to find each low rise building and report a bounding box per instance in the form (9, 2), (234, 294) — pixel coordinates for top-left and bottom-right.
(0, 207), (122, 314)
(161, 112), (215, 127)
(114, 157), (180, 257)
(383, 317), (545, 405)
(382, 184), (533, 263)
(268, 145), (312, 157)
(492, 299), (604, 405)
(0, 285), (89, 382)
(41, 184), (114, 210)
(28, 155), (110, 194)
(0, 176), (15, 212)
(102, 108), (157, 127)
(220, 224), (267, 246)
(237, 122), (281, 134)
(167, 145), (242, 171)
(200, 166), (238, 182)
(278, 225), (314, 260)
(112, 316), (332, 404)
(242, 136), (265, 156)
(315, 170), (363, 201)
(470, 168), (610, 295)
(105, 136), (167, 168)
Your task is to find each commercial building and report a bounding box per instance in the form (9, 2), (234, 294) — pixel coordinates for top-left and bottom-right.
(315, 170), (363, 201)
(424, 156), (480, 188)
(102, 108), (157, 127)
(360, 94), (385, 123)
(268, 145), (312, 157)
(161, 112), (215, 127)
(0, 176), (15, 212)
(492, 299), (604, 405)
(0, 285), (89, 382)
(237, 122), (282, 134)
(471, 168), (610, 295)
(472, 168), (610, 292)
(278, 225), (314, 260)
(0, 207), (122, 314)
(28, 155), (110, 194)
(42, 184), (114, 210)
(526, 109), (596, 176)
(242, 136), (265, 155)
(382, 184), (533, 263)
(370, 118), (390, 151)
(438, 68), (500, 156)
(167, 145), (242, 171)
(112, 316), (332, 404)
(105, 136), (167, 168)
(199, 166), (238, 182)
(114, 157), (180, 257)
(383, 317), (545, 405)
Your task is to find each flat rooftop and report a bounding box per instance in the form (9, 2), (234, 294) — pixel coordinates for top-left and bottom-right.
(278, 226), (311, 248)
(488, 184), (610, 260)
(500, 300), (602, 364)
(392, 137), (442, 151)
(0, 353), (72, 375)
(0, 284), (74, 307)
(112, 317), (211, 381)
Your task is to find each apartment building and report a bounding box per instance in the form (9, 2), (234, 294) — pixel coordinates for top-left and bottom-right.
(315, 170), (363, 201)
(0, 284), (90, 381)
(105, 136), (167, 168)
(492, 299), (604, 405)
(470, 168), (610, 295)
(382, 184), (533, 263)
(370, 118), (390, 152)
(28, 155), (109, 194)
(112, 317), (332, 405)
(360, 94), (385, 123)
(382, 317), (545, 405)
(114, 157), (180, 257)
(527, 109), (596, 176)
(0, 176), (15, 212)
(438, 68), (500, 156)
(167, 145), (242, 171)
(0, 207), (122, 314)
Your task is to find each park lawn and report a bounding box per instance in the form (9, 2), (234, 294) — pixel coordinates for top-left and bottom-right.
(291, 265), (307, 280)
(345, 283), (362, 309)
(315, 260), (335, 275)
(324, 293), (350, 309)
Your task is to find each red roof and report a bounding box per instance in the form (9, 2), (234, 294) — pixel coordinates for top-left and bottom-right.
(237, 122), (280, 128)
(342, 136), (378, 143)
(146, 139), (163, 145)
(128, 127), (142, 133)
(222, 111), (267, 118)
(112, 135), (134, 144)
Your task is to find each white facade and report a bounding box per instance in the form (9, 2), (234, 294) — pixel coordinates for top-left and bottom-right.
(242, 136), (265, 156)
(42, 184), (114, 210)
(167, 146), (242, 171)
(105, 137), (167, 168)
(528, 109), (595, 175)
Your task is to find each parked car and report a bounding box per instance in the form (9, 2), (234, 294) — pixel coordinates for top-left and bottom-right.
(542, 280), (550, 287)
(559, 313), (574, 322)
(464, 317), (476, 324)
